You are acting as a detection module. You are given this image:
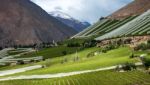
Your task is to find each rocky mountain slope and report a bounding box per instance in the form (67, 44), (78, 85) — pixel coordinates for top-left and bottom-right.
(108, 0), (150, 19)
(0, 0), (77, 47)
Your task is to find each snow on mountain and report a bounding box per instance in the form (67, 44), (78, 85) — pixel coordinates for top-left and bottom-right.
(49, 11), (91, 32)
(49, 11), (73, 20)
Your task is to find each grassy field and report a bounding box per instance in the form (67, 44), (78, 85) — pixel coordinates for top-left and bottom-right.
(2, 46), (141, 77)
(18, 46), (80, 59)
(1, 71), (150, 85)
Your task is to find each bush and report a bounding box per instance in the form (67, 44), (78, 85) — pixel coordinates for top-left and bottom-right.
(129, 53), (134, 58)
(30, 59), (35, 63)
(129, 53), (138, 58)
(101, 43), (118, 53)
(73, 56), (79, 62)
(147, 40), (150, 44)
(121, 62), (137, 71)
(82, 40), (97, 48)
(142, 58), (150, 70)
(101, 48), (107, 53)
(134, 43), (148, 51)
(61, 58), (68, 64)
(17, 60), (25, 65)
(62, 51), (67, 55)
(67, 43), (80, 47)
(124, 38), (132, 44)
(87, 52), (95, 58)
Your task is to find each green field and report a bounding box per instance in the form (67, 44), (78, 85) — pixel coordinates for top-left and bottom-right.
(2, 46), (141, 77)
(18, 46), (80, 59)
(1, 71), (150, 85)
(0, 45), (149, 85)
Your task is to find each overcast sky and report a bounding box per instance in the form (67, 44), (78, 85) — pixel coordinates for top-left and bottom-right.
(31, 0), (133, 23)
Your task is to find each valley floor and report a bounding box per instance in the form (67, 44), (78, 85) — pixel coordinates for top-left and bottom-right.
(0, 46), (150, 85)
(1, 70), (150, 85)
(0, 62), (142, 81)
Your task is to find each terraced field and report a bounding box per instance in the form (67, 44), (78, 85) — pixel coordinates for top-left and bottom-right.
(0, 47), (140, 77)
(73, 15), (137, 38)
(96, 10), (150, 41)
(18, 46), (80, 59)
(1, 71), (150, 85)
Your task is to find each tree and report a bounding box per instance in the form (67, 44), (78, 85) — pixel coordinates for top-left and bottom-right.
(0, 47), (2, 50)
(99, 17), (106, 20)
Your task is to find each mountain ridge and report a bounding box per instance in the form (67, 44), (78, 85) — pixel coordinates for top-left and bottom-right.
(0, 0), (77, 47)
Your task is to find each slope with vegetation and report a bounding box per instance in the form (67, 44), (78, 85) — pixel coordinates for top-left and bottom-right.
(73, 16), (137, 38)
(0, 0), (77, 47)
(96, 10), (150, 41)
(1, 71), (150, 85)
(108, 0), (150, 19)
(0, 46), (141, 77)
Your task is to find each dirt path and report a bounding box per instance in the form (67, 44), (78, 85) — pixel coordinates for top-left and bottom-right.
(0, 62), (142, 81)
(0, 65), (42, 76)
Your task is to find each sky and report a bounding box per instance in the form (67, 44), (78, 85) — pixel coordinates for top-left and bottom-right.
(31, 0), (133, 23)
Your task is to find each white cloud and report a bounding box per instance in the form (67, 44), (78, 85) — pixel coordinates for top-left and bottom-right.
(31, 0), (133, 23)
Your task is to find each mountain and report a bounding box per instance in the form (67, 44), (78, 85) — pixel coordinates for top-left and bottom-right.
(73, 0), (150, 38)
(96, 10), (150, 41)
(108, 0), (150, 19)
(49, 11), (91, 32)
(0, 0), (77, 47)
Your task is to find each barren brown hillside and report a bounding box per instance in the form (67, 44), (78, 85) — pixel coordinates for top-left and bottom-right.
(108, 0), (150, 19)
(0, 0), (77, 47)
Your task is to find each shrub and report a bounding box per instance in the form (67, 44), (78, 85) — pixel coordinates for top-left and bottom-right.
(62, 51), (67, 55)
(129, 53), (138, 58)
(147, 40), (150, 44)
(142, 58), (150, 70)
(73, 56), (79, 62)
(87, 52), (95, 58)
(129, 53), (134, 58)
(82, 40), (97, 48)
(124, 38), (132, 44)
(121, 62), (137, 71)
(101, 49), (107, 53)
(17, 60), (25, 65)
(64, 58), (68, 62)
(101, 43), (118, 53)
(61, 58), (68, 64)
(135, 43), (148, 51)
(30, 59), (35, 63)
(67, 43), (80, 47)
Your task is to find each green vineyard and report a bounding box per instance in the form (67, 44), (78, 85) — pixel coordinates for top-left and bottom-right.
(1, 71), (150, 85)
(73, 15), (137, 38)
(96, 10), (150, 41)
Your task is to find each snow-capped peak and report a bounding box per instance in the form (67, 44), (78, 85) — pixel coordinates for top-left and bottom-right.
(49, 11), (73, 19)
(81, 22), (91, 25)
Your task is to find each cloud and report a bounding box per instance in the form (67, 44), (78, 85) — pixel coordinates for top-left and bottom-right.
(31, 0), (133, 23)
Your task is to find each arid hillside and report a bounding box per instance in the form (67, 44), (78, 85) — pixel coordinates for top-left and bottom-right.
(0, 0), (77, 47)
(108, 0), (150, 19)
